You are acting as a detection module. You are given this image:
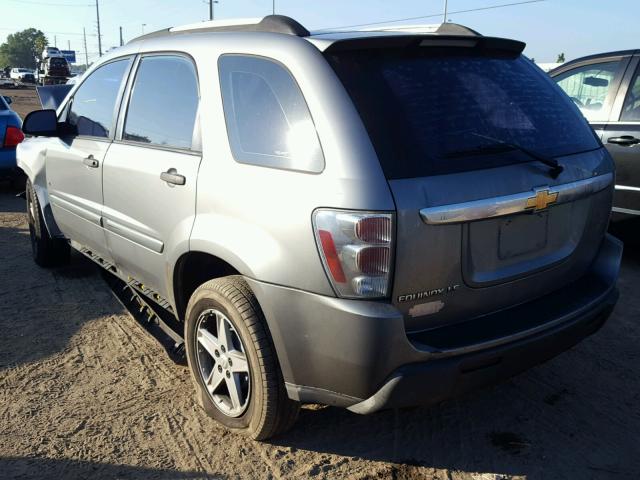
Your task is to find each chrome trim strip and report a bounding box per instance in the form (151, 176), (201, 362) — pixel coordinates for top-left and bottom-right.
(615, 184), (640, 192)
(420, 173), (613, 225)
(612, 206), (640, 216)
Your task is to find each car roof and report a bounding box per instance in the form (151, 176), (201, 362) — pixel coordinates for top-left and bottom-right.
(550, 49), (640, 74)
(126, 15), (524, 54)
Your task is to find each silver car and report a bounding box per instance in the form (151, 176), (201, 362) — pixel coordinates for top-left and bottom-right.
(18, 16), (622, 440)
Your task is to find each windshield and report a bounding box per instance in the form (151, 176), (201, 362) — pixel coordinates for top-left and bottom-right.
(50, 58), (67, 67)
(327, 48), (600, 178)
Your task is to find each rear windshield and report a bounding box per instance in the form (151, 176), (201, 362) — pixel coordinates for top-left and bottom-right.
(327, 48), (600, 178)
(50, 58), (67, 67)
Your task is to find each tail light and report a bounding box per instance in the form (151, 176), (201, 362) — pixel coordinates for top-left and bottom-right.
(3, 125), (24, 148)
(313, 210), (394, 298)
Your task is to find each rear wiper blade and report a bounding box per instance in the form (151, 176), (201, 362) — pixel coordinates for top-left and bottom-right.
(470, 132), (564, 179)
(443, 143), (518, 159)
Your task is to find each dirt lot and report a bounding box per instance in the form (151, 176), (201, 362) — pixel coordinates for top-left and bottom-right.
(0, 193), (639, 480)
(0, 86), (40, 119)
(0, 87), (639, 479)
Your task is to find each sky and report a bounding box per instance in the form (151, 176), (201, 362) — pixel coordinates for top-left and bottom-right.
(0, 0), (638, 65)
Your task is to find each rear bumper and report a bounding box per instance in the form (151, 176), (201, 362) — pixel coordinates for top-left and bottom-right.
(246, 234), (622, 412)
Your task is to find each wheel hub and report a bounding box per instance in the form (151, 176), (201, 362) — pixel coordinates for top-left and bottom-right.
(194, 309), (250, 418)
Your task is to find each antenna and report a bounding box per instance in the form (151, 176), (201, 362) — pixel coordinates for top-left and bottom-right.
(95, 0), (102, 56)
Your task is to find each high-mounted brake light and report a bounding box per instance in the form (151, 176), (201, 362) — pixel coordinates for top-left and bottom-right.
(313, 210), (394, 298)
(3, 126), (24, 148)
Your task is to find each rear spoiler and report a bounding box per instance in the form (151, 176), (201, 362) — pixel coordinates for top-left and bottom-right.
(323, 35), (525, 55)
(36, 84), (73, 110)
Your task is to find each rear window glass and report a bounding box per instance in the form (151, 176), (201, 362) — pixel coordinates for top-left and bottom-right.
(218, 55), (324, 173)
(327, 48), (600, 179)
(50, 58), (67, 67)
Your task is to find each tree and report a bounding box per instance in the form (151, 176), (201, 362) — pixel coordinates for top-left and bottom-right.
(556, 52), (566, 63)
(0, 28), (48, 69)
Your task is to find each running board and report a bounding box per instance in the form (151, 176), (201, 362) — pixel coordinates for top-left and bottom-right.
(69, 241), (185, 364)
(102, 269), (186, 365)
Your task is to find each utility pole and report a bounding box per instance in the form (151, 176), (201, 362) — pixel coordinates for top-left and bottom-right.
(443, 0), (448, 22)
(209, 0), (219, 20)
(272, 0), (275, 14)
(54, 35), (57, 47)
(95, 0), (102, 57)
(67, 40), (71, 50)
(119, 26), (123, 46)
(83, 27), (89, 68)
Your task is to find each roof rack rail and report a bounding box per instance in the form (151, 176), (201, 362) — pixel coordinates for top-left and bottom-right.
(128, 15), (309, 44)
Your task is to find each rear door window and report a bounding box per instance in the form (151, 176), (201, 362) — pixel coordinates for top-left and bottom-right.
(328, 48), (600, 179)
(123, 55), (199, 149)
(620, 65), (640, 121)
(67, 58), (129, 138)
(554, 60), (624, 121)
(218, 55), (324, 173)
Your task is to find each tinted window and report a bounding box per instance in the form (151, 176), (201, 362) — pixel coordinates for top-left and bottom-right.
(328, 49), (600, 179)
(219, 55), (324, 172)
(554, 61), (622, 121)
(621, 66), (640, 121)
(68, 59), (128, 138)
(124, 56), (199, 149)
(50, 58), (67, 67)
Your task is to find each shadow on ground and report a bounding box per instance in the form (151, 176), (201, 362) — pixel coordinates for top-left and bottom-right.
(0, 456), (220, 480)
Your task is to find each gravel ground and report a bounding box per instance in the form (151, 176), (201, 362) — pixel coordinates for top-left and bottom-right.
(0, 86), (40, 119)
(0, 189), (639, 480)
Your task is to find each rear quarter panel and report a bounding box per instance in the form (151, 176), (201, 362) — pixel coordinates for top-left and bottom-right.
(150, 33), (397, 295)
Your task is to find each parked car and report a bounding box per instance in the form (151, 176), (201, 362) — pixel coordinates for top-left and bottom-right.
(0, 76), (15, 88)
(550, 50), (640, 218)
(17, 16), (622, 440)
(42, 46), (63, 60)
(0, 95), (24, 186)
(9, 68), (34, 82)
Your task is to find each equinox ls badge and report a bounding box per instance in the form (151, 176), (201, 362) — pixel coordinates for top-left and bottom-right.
(525, 188), (558, 212)
(398, 284), (460, 303)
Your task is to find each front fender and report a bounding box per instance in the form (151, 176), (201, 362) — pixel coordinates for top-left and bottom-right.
(17, 138), (64, 238)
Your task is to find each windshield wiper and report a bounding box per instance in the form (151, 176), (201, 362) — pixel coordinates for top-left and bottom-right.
(445, 133), (564, 179)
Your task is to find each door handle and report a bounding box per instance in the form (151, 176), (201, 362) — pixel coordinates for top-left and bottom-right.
(83, 155), (99, 168)
(160, 168), (186, 186)
(607, 135), (640, 146)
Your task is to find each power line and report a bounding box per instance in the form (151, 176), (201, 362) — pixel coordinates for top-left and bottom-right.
(0, 27), (97, 36)
(5, 0), (92, 6)
(320, 0), (546, 30)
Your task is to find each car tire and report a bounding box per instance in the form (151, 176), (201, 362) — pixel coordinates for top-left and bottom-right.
(26, 179), (70, 267)
(185, 276), (300, 440)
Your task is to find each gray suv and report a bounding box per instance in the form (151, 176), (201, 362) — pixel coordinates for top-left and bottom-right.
(18, 16), (622, 440)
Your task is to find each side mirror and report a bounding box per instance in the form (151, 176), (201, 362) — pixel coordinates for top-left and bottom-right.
(23, 109), (59, 137)
(3, 96), (12, 105)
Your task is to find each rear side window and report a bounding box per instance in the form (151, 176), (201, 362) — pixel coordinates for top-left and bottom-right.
(328, 49), (600, 179)
(218, 55), (324, 173)
(554, 60), (623, 121)
(621, 66), (640, 121)
(124, 55), (199, 149)
(67, 59), (129, 138)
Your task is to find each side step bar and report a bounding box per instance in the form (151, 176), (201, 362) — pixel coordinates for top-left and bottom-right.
(69, 240), (186, 364)
(102, 269), (186, 365)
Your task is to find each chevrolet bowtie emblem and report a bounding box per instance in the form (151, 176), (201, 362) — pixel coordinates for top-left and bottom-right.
(525, 188), (558, 211)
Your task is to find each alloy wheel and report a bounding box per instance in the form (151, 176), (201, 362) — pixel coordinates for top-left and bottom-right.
(195, 308), (251, 417)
